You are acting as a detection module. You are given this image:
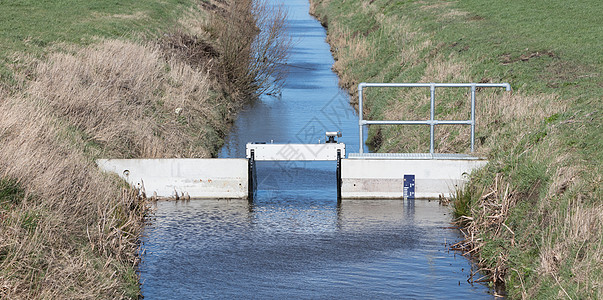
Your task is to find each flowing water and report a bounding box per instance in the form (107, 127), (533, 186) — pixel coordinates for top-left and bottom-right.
(140, 1), (495, 298)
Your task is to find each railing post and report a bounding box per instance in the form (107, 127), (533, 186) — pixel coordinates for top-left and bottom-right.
(430, 83), (435, 154)
(358, 84), (364, 153)
(470, 84), (476, 153)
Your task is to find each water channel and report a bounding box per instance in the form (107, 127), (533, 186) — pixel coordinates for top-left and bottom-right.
(140, 0), (495, 298)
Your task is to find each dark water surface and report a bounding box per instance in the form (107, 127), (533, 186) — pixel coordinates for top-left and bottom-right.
(140, 1), (494, 298)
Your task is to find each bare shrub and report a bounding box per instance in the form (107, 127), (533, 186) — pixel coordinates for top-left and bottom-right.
(249, 0), (291, 95)
(160, 29), (219, 71)
(213, 0), (291, 98)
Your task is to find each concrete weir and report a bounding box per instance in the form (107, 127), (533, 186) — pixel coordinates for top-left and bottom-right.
(96, 158), (248, 199)
(96, 145), (487, 200)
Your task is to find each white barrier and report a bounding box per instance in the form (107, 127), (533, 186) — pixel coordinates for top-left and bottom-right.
(341, 158), (487, 199)
(96, 149), (487, 200)
(246, 143), (345, 161)
(96, 159), (248, 199)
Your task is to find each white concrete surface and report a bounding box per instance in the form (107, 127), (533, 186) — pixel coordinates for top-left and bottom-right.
(96, 159), (248, 199)
(246, 143), (345, 161)
(341, 159), (488, 199)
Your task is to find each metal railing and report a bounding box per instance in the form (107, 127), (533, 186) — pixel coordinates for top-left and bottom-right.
(358, 82), (511, 154)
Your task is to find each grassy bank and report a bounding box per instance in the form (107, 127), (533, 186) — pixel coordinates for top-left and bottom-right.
(310, 0), (601, 298)
(0, 0), (287, 298)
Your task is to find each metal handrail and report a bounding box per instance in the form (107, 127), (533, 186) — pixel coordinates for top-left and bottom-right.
(358, 82), (511, 154)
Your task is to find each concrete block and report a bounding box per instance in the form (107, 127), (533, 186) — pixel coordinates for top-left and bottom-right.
(341, 159), (487, 199)
(96, 158), (248, 199)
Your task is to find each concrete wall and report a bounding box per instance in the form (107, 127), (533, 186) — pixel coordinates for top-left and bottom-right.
(96, 156), (486, 200)
(96, 159), (248, 199)
(341, 159), (488, 199)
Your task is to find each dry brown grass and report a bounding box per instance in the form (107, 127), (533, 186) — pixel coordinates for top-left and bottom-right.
(91, 11), (148, 21)
(374, 53), (563, 154)
(322, 12), (423, 103)
(419, 1), (468, 19)
(28, 39), (223, 159)
(326, 22), (371, 95)
(535, 163), (603, 298)
(0, 95), (146, 298)
(421, 55), (471, 83)
(0, 37), (236, 299)
(178, 7), (212, 37)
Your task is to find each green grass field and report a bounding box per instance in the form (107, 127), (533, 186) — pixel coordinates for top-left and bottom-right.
(311, 0), (602, 298)
(0, 0), (194, 84)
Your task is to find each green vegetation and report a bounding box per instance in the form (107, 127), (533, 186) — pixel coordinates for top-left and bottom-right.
(0, 178), (24, 209)
(311, 0), (601, 298)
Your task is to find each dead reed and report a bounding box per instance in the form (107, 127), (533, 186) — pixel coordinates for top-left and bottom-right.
(450, 174), (515, 286)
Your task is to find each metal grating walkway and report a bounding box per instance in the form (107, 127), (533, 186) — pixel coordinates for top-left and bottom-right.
(347, 153), (485, 160)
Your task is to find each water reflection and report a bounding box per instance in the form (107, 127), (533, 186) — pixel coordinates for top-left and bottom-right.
(142, 197), (490, 299)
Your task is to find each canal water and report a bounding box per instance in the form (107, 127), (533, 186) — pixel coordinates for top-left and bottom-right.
(140, 0), (495, 298)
